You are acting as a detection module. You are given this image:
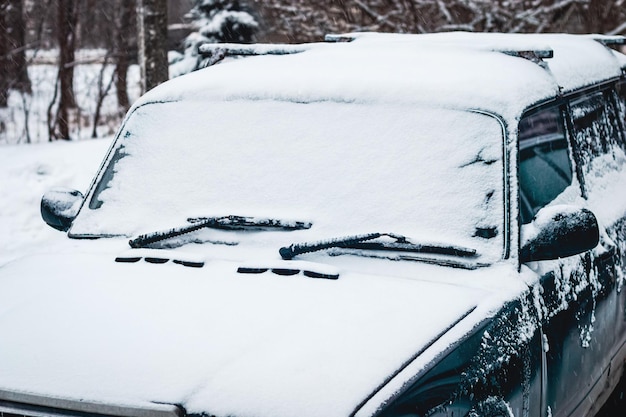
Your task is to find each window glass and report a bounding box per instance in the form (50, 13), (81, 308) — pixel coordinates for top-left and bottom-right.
(518, 106), (573, 224)
(617, 81), (626, 108)
(570, 91), (623, 170)
(71, 102), (506, 263)
(615, 81), (626, 147)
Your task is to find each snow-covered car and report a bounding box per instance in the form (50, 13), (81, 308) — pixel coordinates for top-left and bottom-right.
(3, 32), (626, 417)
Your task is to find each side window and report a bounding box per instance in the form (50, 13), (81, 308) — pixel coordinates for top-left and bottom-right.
(569, 91), (623, 172)
(615, 81), (626, 146)
(617, 81), (626, 114)
(518, 106), (573, 224)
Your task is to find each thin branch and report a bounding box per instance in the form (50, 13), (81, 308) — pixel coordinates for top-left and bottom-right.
(47, 74), (60, 141)
(608, 20), (626, 35)
(91, 53), (116, 138)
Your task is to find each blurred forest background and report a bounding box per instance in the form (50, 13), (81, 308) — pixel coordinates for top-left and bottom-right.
(1, 0), (625, 144)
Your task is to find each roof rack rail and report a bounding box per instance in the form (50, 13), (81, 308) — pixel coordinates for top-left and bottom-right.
(499, 49), (553, 61)
(198, 43), (313, 57)
(197, 42), (316, 68)
(584, 35), (626, 47)
(496, 49), (553, 70)
(325, 34), (357, 43)
(325, 32), (554, 66)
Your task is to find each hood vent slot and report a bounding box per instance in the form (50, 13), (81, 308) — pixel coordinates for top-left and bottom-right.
(238, 263), (339, 280)
(115, 249), (205, 268)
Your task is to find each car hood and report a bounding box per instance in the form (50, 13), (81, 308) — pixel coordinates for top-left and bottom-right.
(0, 251), (494, 417)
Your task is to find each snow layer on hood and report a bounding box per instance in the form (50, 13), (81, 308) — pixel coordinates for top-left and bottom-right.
(72, 100), (506, 263)
(0, 253), (493, 417)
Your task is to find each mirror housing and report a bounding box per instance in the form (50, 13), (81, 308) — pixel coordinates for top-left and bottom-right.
(41, 188), (84, 232)
(520, 205), (600, 263)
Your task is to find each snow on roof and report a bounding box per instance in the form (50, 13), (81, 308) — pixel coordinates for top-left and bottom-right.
(612, 48), (626, 71)
(140, 32), (625, 122)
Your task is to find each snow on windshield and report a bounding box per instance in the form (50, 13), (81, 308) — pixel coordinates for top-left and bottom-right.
(71, 99), (505, 261)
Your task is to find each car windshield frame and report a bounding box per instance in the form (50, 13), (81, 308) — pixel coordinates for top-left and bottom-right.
(70, 99), (510, 264)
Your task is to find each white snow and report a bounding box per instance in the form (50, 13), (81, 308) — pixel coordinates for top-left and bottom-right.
(1, 33), (625, 417)
(146, 32), (624, 124)
(71, 100), (507, 264)
(0, 134), (524, 416)
(203, 10), (258, 35)
(0, 50), (141, 263)
(330, 32), (624, 94)
(0, 251), (509, 417)
(143, 40), (558, 123)
(0, 62), (141, 145)
(0, 139), (111, 266)
(583, 148), (626, 225)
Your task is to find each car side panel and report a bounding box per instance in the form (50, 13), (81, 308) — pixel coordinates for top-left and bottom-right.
(546, 84), (626, 417)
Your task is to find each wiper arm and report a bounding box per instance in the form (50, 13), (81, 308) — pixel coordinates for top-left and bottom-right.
(279, 232), (477, 260)
(130, 215), (312, 249)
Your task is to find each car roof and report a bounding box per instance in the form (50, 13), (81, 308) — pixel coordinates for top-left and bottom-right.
(139, 32), (625, 122)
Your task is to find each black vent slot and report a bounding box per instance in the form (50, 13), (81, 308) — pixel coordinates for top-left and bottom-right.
(237, 266), (339, 280)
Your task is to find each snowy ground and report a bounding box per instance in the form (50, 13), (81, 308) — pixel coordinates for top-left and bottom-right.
(0, 51), (141, 145)
(0, 50), (139, 264)
(0, 137), (112, 265)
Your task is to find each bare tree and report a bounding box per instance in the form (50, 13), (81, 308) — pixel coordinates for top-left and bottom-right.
(6, 0), (31, 92)
(137, 0), (169, 93)
(252, 0), (626, 43)
(0, 0), (31, 107)
(583, 0), (625, 34)
(116, 0), (135, 112)
(51, 0), (79, 140)
(0, 2), (9, 108)
(91, 51), (116, 138)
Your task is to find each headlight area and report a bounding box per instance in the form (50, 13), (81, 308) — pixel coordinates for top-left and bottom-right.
(377, 298), (543, 417)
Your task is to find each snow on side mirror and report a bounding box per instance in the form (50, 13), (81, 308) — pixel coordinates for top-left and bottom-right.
(41, 188), (84, 232)
(520, 205), (600, 263)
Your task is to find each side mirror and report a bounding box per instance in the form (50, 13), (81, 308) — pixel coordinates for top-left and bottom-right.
(520, 205), (600, 263)
(40, 188), (84, 232)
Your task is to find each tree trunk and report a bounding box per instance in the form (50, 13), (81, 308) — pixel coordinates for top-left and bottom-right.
(92, 52), (116, 138)
(0, 1), (9, 107)
(137, 0), (168, 94)
(54, 0), (78, 140)
(585, 0), (620, 34)
(6, 0), (31, 94)
(116, 0), (134, 112)
(1, 0), (31, 108)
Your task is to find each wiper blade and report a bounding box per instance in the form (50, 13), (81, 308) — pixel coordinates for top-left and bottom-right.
(279, 232), (477, 260)
(130, 215), (312, 249)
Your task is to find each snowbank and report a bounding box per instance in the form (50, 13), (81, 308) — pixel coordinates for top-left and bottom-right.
(0, 138), (111, 265)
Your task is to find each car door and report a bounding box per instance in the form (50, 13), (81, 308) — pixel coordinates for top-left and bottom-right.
(519, 86), (626, 417)
(566, 85), (626, 415)
(611, 80), (626, 351)
(518, 101), (587, 417)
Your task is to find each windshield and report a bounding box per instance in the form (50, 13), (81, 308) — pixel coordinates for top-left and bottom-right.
(71, 100), (506, 262)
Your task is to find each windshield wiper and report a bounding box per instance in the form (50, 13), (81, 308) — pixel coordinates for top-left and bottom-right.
(279, 232), (477, 260)
(130, 215), (312, 249)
